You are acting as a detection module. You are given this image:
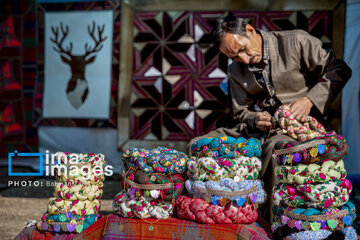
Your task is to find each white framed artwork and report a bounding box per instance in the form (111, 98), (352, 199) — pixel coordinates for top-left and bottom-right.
(43, 10), (113, 118)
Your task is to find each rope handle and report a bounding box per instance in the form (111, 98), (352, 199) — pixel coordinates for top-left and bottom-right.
(274, 139), (326, 155)
(196, 185), (258, 197)
(284, 208), (349, 221)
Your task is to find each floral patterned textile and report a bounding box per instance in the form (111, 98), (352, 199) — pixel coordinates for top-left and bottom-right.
(53, 182), (103, 201)
(176, 195), (258, 224)
(122, 169), (184, 201)
(39, 152), (106, 233)
(284, 226), (357, 240)
(185, 179), (266, 204)
(187, 156), (261, 181)
(274, 160), (347, 185)
(190, 135), (262, 158)
(47, 199), (100, 215)
(274, 105), (328, 141)
(272, 180), (352, 209)
(113, 191), (174, 219)
(274, 134), (348, 165)
(122, 147), (188, 174)
(272, 202), (356, 231)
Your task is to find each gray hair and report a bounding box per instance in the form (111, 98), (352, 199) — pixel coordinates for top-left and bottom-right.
(212, 15), (248, 47)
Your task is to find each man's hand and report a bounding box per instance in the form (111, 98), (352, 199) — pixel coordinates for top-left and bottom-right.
(255, 111), (273, 131)
(289, 97), (314, 122)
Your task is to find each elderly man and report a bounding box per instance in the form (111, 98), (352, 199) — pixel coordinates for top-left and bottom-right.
(188, 15), (351, 221)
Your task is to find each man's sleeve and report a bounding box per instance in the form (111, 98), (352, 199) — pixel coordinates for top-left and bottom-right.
(295, 30), (352, 113)
(229, 73), (257, 129)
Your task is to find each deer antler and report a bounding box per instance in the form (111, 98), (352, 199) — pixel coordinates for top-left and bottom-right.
(84, 21), (108, 57)
(50, 22), (73, 57)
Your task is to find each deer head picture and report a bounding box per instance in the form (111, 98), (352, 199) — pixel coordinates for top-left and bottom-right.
(50, 21), (107, 109)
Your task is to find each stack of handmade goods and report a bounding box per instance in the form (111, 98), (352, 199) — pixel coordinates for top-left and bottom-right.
(37, 152), (106, 233)
(113, 147), (189, 230)
(271, 105), (357, 239)
(176, 135), (266, 224)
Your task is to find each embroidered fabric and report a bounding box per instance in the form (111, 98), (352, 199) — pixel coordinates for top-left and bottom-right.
(273, 134), (348, 164)
(284, 226), (357, 240)
(47, 198), (100, 215)
(190, 135), (262, 158)
(274, 160), (347, 184)
(185, 179), (266, 204)
(53, 183), (103, 201)
(274, 105), (328, 141)
(272, 202), (356, 231)
(187, 156), (261, 181)
(272, 223), (356, 240)
(122, 169), (184, 201)
(37, 213), (98, 233)
(113, 191), (174, 219)
(122, 147), (189, 174)
(272, 179), (352, 209)
(39, 152), (106, 233)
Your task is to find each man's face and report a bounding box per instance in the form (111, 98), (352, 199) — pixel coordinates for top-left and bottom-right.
(219, 25), (262, 65)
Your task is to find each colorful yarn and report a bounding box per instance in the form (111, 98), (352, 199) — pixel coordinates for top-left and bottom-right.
(274, 160), (347, 184)
(123, 169), (184, 201)
(191, 135), (261, 158)
(113, 191), (174, 219)
(274, 105), (328, 141)
(272, 202), (356, 231)
(122, 147), (189, 174)
(185, 179), (266, 204)
(272, 180), (352, 209)
(187, 156), (261, 182)
(274, 134), (348, 165)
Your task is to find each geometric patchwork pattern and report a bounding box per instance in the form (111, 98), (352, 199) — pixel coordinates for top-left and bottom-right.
(131, 10), (332, 141)
(234, 11), (332, 49)
(131, 11), (233, 141)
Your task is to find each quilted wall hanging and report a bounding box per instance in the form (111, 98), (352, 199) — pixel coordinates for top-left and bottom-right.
(130, 10), (333, 142)
(118, 0), (345, 151)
